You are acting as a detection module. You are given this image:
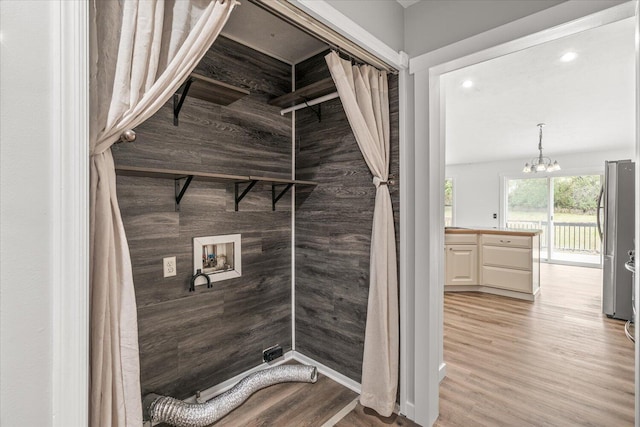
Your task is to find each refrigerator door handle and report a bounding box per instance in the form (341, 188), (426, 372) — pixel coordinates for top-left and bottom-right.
(597, 185), (604, 241)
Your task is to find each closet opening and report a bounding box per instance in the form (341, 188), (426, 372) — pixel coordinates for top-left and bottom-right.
(95, 0), (405, 425)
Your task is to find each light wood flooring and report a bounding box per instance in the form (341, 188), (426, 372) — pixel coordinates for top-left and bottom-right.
(208, 367), (419, 426)
(436, 263), (635, 426)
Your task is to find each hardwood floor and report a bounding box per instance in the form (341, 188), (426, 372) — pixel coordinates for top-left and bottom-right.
(212, 371), (357, 426)
(335, 403), (420, 426)
(199, 365), (419, 426)
(436, 263), (635, 426)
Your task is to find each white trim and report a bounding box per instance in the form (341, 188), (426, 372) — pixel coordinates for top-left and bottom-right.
(438, 363), (447, 383)
(320, 397), (359, 427)
(398, 63), (413, 419)
(193, 234), (242, 282)
(416, 2), (636, 426)
(634, 2), (639, 424)
(280, 92), (339, 115)
(285, 0), (408, 70)
(51, 0), (89, 425)
(189, 351), (296, 404)
(411, 0), (635, 75)
(292, 351), (362, 394)
(291, 63), (296, 351)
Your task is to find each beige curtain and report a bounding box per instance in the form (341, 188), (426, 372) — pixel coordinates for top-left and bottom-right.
(325, 51), (398, 417)
(89, 1), (237, 425)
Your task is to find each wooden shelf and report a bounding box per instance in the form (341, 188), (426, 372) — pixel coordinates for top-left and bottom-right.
(268, 77), (335, 108)
(180, 73), (249, 106)
(115, 165), (317, 211)
(173, 73), (249, 125)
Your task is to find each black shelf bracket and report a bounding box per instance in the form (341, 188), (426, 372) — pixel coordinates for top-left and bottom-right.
(272, 183), (294, 211)
(174, 175), (194, 211)
(234, 180), (258, 212)
(173, 78), (194, 126)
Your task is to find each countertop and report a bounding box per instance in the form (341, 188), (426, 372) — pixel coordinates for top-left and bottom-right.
(445, 226), (542, 236)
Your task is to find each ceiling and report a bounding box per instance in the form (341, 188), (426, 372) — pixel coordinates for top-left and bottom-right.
(221, 1), (328, 64)
(397, 0), (421, 8)
(443, 17), (635, 166)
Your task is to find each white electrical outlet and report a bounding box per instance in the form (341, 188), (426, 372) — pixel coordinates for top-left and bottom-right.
(163, 256), (176, 278)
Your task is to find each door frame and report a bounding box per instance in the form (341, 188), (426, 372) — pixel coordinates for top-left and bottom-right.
(56, 0), (413, 424)
(411, 1), (637, 425)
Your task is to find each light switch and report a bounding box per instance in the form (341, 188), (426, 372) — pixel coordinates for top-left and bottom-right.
(163, 256), (176, 278)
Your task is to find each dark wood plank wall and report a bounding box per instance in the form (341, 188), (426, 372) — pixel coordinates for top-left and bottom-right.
(294, 51), (400, 381)
(112, 36), (294, 399)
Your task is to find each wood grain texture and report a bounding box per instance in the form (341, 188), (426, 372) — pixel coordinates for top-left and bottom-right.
(269, 77), (335, 107)
(436, 263), (634, 427)
(336, 403), (420, 427)
(114, 37), (293, 399)
(112, 36), (292, 179)
(294, 51), (400, 382)
(181, 72), (250, 106)
(212, 369), (358, 426)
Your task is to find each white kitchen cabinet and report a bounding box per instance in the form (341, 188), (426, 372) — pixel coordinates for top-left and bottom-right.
(480, 233), (540, 298)
(444, 229), (541, 300)
(446, 244), (478, 286)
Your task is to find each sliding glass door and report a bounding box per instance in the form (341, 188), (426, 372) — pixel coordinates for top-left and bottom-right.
(506, 177), (550, 258)
(506, 174), (602, 266)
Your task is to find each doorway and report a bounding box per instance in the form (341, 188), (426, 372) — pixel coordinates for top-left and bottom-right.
(428, 3), (638, 426)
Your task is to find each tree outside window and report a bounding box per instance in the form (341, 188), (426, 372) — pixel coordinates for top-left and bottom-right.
(445, 178), (453, 226)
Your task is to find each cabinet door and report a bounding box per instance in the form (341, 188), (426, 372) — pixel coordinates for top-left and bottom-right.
(446, 244), (478, 286)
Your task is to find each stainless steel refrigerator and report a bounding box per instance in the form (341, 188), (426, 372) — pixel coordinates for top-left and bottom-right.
(599, 159), (635, 321)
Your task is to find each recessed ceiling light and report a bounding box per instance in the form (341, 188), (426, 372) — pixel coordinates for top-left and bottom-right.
(560, 52), (577, 62)
(462, 80), (473, 88)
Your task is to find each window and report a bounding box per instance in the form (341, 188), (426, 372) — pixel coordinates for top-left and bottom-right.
(444, 178), (453, 226)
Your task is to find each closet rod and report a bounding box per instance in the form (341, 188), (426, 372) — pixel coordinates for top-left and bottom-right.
(279, 92), (339, 116)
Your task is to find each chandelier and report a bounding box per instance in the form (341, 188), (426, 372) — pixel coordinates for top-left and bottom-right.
(523, 123), (560, 173)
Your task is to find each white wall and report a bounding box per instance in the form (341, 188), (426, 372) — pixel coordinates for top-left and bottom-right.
(403, 0), (627, 57)
(0, 1), (55, 425)
(324, 0), (405, 52)
(447, 149), (635, 228)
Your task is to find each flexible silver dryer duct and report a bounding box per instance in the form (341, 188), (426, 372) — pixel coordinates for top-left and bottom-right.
(144, 364), (318, 427)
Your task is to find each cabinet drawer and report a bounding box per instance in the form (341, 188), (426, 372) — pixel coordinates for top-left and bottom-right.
(445, 233), (477, 245)
(482, 266), (532, 293)
(483, 245), (532, 270)
(482, 234), (531, 248)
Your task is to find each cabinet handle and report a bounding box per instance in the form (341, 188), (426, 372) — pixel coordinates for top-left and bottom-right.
(500, 239), (511, 243)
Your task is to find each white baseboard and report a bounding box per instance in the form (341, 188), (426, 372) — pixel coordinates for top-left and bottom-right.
(189, 350), (296, 403)
(439, 362), (447, 383)
(445, 285), (536, 301)
(403, 401), (415, 419)
(292, 351), (362, 394)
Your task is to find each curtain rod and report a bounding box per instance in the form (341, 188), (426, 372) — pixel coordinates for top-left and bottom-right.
(280, 92), (339, 115)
